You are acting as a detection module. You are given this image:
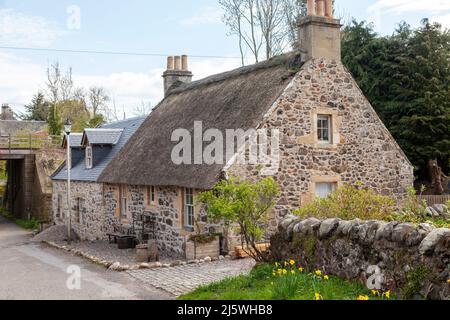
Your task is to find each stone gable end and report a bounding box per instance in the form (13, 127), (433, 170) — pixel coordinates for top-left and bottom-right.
(227, 58), (414, 226)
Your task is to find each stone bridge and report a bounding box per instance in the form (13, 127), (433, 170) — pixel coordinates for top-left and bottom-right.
(0, 135), (64, 220)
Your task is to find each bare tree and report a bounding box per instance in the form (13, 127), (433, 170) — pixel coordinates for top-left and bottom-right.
(88, 87), (109, 118)
(133, 101), (153, 117)
(46, 62), (74, 104)
(220, 0), (307, 64)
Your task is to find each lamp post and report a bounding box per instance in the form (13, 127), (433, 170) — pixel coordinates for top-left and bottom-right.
(64, 119), (72, 245)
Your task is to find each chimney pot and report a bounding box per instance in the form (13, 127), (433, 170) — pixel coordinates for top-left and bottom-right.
(316, 0), (325, 16)
(174, 56), (181, 70)
(181, 55), (188, 71)
(325, 0), (333, 18)
(307, 0), (315, 16)
(167, 56), (174, 70)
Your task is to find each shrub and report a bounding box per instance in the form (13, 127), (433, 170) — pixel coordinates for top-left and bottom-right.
(294, 183), (396, 221)
(198, 176), (280, 262)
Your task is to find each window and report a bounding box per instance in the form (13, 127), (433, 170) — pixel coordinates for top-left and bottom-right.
(75, 198), (85, 224)
(184, 188), (194, 229)
(317, 115), (332, 143)
(120, 186), (128, 219)
(147, 186), (156, 205)
(57, 194), (63, 219)
(315, 182), (337, 199)
(86, 146), (93, 169)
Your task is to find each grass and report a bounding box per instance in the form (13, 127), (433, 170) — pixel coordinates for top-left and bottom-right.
(179, 263), (394, 301)
(0, 208), (40, 231)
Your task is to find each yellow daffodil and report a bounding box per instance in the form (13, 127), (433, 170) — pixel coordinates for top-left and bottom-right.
(298, 267), (304, 272)
(272, 272), (276, 276)
(275, 262), (279, 267)
(383, 291), (391, 300)
(324, 275), (329, 281)
(277, 269), (283, 275)
(289, 259), (296, 266)
(447, 279), (450, 284)
(314, 293), (323, 300)
(315, 270), (322, 276)
(282, 269), (288, 275)
(357, 295), (369, 301)
(291, 270), (296, 275)
(284, 261), (288, 267)
(371, 290), (379, 296)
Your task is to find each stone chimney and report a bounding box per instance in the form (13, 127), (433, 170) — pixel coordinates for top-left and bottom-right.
(162, 55), (193, 97)
(1, 103), (15, 120)
(298, 0), (342, 62)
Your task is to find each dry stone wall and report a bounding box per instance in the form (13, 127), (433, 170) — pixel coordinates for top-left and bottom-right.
(271, 215), (450, 300)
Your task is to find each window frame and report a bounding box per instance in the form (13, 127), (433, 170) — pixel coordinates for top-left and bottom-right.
(314, 182), (338, 199)
(119, 185), (128, 220)
(146, 186), (156, 206)
(317, 114), (332, 144)
(184, 188), (194, 229)
(86, 146), (93, 169)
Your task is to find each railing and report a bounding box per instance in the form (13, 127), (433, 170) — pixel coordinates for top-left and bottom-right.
(420, 195), (450, 206)
(0, 134), (62, 151)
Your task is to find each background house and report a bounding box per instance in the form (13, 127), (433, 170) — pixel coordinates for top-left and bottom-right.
(52, 117), (145, 240)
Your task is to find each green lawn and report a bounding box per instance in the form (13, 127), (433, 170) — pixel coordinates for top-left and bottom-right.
(179, 263), (393, 301)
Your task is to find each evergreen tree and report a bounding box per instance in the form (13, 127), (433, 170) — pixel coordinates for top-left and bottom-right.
(22, 92), (50, 121)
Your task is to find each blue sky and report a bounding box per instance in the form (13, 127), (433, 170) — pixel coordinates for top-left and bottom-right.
(0, 0), (449, 117)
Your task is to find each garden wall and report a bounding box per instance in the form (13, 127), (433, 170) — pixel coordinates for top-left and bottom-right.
(271, 216), (449, 300)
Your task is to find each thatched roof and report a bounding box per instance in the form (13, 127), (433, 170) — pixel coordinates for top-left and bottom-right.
(99, 53), (302, 189)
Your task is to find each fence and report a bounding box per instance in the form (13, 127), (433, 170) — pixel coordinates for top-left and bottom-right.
(420, 195), (450, 206)
(0, 134), (62, 151)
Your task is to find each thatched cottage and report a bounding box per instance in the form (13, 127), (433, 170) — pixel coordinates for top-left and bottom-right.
(52, 117), (145, 241)
(94, 4), (414, 257)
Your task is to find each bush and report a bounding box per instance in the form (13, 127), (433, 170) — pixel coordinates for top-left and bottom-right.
(198, 176), (280, 262)
(294, 183), (396, 221)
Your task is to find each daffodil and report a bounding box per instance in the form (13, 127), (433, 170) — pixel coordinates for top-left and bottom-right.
(314, 293), (323, 300)
(383, 291), (391, 300)
(315, 270), (322, 277)
(277, 269), (283, 275)
(289, 259), (296, 266)
(447, 279), (450, 284)
(275, 262), (279, 267)
(324, 275), (329, 281)
(291, 270), (296, 275)
(298, 267), (304, 273)
(357, 295), (369, 301)
(371, 290), (379, 296)
(282, 269), (288, 275)
(272, 272), (276, 276)
(284, 261), (288, 267)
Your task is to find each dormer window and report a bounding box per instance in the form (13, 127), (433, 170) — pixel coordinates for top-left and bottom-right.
(86, 146), (93, 169)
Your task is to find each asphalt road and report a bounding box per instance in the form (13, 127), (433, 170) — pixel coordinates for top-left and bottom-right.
(0, 215), (174, 300)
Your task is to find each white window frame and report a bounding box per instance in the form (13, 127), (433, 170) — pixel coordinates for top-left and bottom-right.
(184, 188), (194, 229)
(86, 146), (93, 169)
(120, 186), (128, 220)
(315, 182), (337, 199)
(317, 115), (332, 144)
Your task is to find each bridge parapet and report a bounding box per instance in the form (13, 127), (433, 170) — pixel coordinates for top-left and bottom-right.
(0, 134), (62, 153)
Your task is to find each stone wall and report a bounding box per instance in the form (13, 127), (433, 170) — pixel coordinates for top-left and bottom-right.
(53, 181), (118, 241)
(227, 58), (414, 230)
(271, 215), (450, 300)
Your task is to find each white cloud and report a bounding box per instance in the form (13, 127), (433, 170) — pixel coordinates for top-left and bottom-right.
(431, 13), (450, 29)
(180, 6), (223, 26)
(0, 52), (241, 118)
(367, 0), (450, 14)
(0, 8), (66, 47)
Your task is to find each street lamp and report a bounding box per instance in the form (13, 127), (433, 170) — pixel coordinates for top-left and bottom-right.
(64, 119), (72, 245)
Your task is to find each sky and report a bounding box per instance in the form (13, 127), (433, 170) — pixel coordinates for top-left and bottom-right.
(0, 0), (449, 118)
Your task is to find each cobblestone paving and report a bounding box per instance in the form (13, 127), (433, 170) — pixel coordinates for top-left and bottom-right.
(127, 258), (255, 296)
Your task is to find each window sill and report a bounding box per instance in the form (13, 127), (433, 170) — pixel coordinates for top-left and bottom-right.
(184, 226), (194, 233)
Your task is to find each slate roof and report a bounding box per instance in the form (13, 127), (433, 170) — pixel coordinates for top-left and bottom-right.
(99, 53), (302, 189)
(82, 129), (123, 146)
(52, 117), (145, 182)
(62, 133), (83, 148)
